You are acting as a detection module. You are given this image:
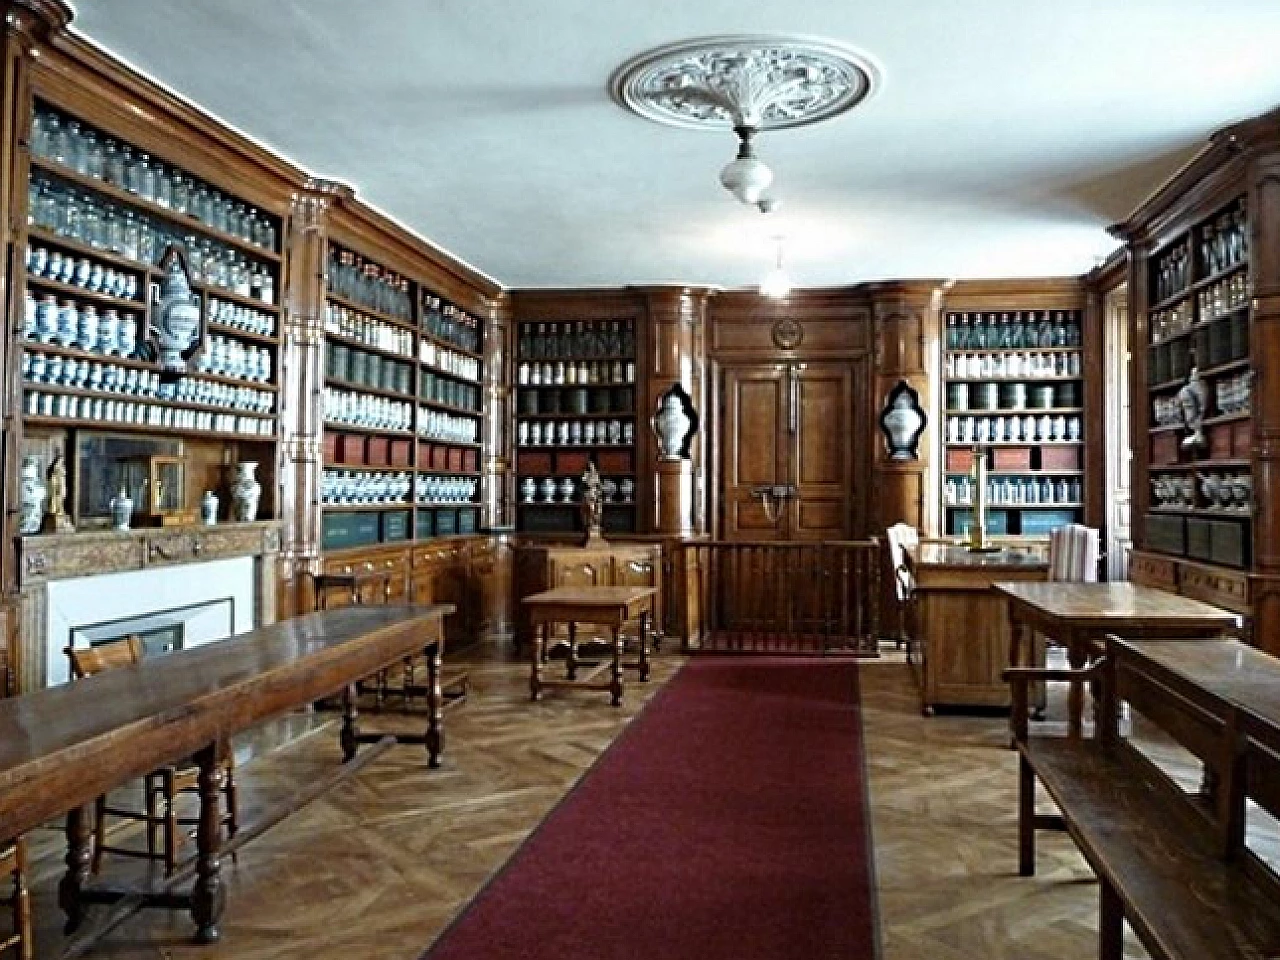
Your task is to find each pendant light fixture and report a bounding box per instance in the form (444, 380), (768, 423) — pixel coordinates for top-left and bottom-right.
(759, 237), (791, 299)
(610, 35), (880, 208)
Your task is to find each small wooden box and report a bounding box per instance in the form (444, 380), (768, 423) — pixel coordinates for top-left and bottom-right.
(367, 436), (390, 467)
(946, 448), (974, 473)
(323, 432), (339, 465)
(556, 450), (591, 475)
(464, 449), (479, 473)
(389, 439), (412, 467)
(436, 509), (458, 537)
(1186, 518), (1213, 562)
(596, 449), (634, 474)
(1039, 446), (1080, 470)
(994, 447), (1032, 470)
(459, 508), (478, 534)
(1209, 519), (1249, 569)
(1209, 424), (1233, 461)
(1150, 432), (1178, 467)
(1233, 420), (1252, 459)
(447, 447), (464, 471)
(416, 510), (436, 540)
(336, 434), (366, 466)
(431, 445), (449, 471)
(322, 512), (379, 550)
(1145, 514), (1186, 556)
(381, 509), (411, 542)
(517, 451), (553, 476)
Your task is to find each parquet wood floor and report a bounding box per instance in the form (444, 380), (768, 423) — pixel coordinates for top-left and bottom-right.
(18, 648), (1271, 959)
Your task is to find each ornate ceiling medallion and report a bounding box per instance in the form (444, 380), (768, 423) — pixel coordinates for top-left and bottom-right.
(609, 35), (881, 131)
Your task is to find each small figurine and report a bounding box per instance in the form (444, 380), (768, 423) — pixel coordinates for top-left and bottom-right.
(41, 452), (74, 534)
(580, 462), (606, 547)
(1177, 367), (1208, 450)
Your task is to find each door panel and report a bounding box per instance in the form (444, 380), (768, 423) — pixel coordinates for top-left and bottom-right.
(722, 366), (788, 541)
(791, 366), (853, 540)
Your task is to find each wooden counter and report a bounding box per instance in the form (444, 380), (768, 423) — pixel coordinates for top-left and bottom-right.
(908, 543), (1049, 714)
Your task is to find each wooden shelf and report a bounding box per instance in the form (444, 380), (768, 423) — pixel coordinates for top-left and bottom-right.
(324, 290), (416, 333)
(421, 330), (482, 361)
(1148, 507), (1253, 518)
(21, 340), (278, 391)
(944, 440), (1082, 447)
(417, 436), (482, 449)
(320, 502), (412, 512)
(414, 501), (481, 509)
(1148, 459), (1252, 471)
(322, 463), (413, 473)
(420, 361), (481, 385)
(517, 411), (636, 420)
(23, 380), (276, 418)
(326, 376), (411, 403)
(1203, 410), (1252, 427)
(324, 329), (415, 363)
(944, 407), (1083, 415)
(1149, 288), (1192, 313)
(945, 503), (1084, 510)
(30, 156), (282, 263)
(517, 501), (636, 508)
(1191, 259), (1248, 292)
(517, 353), (633, 364)
(946, 469), (1084, 477)
(517, 442), (634, 450)
(416, 467), (481, 477)
(515, 380), (634, 390)
(946, 375), (1082, 384)
(1148, 357), (1252, 393)
(207, 321), (278, 346)
(323, 420), (413, 439)
(945, 345), (1082, 355)
(23, 413), (274, 441)
(418, 398), (483, 418)
(25, 273), (145, 310)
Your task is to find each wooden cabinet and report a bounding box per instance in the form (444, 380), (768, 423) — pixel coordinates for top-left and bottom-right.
(908, 543), (1048, 713)
(515, 541), (662, 645)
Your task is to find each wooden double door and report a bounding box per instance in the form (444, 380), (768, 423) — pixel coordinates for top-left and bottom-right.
(720, 362), (857, 541)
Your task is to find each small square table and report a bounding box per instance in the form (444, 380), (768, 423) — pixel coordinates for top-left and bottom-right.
(523, 586), (657, 706)
(995, 581), (1241, 736)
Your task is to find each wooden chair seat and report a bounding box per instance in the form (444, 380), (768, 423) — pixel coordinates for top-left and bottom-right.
(0, 839), (32, 960)
(67, 638), (238, 876)
(1018, 736), (1280, 958)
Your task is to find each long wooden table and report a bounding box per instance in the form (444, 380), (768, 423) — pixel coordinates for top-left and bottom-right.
(996, 582), (1240, 735)
(0, 603), (453, 946)
(523, 586), (656, 706)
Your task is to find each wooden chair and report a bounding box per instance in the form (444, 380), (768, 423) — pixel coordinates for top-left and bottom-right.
(0, 644), (32, 960)
(885, 523), (919, 653)
(66, 637), (238, 876)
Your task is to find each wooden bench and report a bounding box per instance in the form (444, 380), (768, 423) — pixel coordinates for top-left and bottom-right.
(1007, 636), (1280, 960)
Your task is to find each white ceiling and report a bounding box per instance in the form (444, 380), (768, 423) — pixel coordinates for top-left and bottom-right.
(71, 1), (1280, 290)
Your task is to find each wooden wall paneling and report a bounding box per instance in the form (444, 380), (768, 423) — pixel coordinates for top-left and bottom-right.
(484, 296), (511, 531)
(1250, 160), (1280, 581)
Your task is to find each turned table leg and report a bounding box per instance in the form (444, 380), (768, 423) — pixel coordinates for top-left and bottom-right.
(610, 626), (624, 707)
(530, 623), (545, 701)
(340, 683), (360, 763)
(425, 642), (443, 769)
(191, 743), (226, 944)
(566, 621), (578, 682)
(639, 611), (651, 682)
(1067, 633), (1086, 740)
(58, 805), (91, 934)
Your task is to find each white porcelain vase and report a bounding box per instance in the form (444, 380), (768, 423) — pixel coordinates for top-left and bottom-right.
(230, 462), (261, 522)
(18, 455), (46, 535)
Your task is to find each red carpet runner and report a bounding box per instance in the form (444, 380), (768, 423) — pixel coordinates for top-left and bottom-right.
(423, 657), (879, 960)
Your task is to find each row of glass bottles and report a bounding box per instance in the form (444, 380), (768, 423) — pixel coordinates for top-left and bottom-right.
(25, 292), (138, 356)
(324, 387), (412, 432)
(517, 359), (636, 386)
(196, 335), (272, 384)
(322, 470), (412, 506)
(1149, 301), (1194, 343)
(418, 408), (479, 444)
(29, 175), (276, 304)
(421, 371), (481, 412)
(30, 108), (278, 252)
(945, 476), (1082, 507)
(27, 244), (139, 300)
(25, 389), (272, 436)
(417, 475), (479, 504)
(325, 301), (414, 357)
(1153, 243), (1190, 303)
(945, 311), (1081, 350)
(1200, 202), (1248, 277)
(209, 296), (276, 339)
(422, 296), (481, 353)
(1197, 271), (1248, 322)
(327, 247), (412, 322)
(420, 339), (480, 382)
(518, 419), (633, 446)
(518, 320), (635, 360)
(946, 413), (1082, 444)
(21, 352), (275, 414)
(946, 351), (1080, 380)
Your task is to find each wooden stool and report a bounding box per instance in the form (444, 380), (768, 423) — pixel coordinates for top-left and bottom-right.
(67, 638), (239, 876)
(0, 840), (31, 960)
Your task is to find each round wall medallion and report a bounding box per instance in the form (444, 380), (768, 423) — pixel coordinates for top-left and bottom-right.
(609, 35), (881, 131)
(771, 317), (804, 350)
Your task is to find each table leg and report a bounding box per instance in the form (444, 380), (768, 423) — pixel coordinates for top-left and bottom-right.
(191, 743), (226, 944)
(566, 621), (578, 681)
(340, 683), (360, 763)
(58, 805), (91, 934)
(425, 642), (443, 769)
(531, 623), (545, 701)
(610, 626), (623, 707)
(639, 611), (651, 682)
(1067, 636), (1086, 740)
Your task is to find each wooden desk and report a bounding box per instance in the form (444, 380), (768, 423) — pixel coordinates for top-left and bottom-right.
(996, 582), (1240, 735)
(908, 543), (1048, 714)
(523, 587), (656, 706)
(0, 604), (452, 945)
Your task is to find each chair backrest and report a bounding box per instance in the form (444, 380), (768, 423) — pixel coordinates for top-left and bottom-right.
(1048, 524), (1100, 582)
(66, 635), (144, 679)
(885, 523), (920, 601)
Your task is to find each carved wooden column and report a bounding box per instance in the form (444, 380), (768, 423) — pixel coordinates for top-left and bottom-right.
(278, 179), (347, 616)
(483, 294), (511, 530)
(640, 287), (710, 535)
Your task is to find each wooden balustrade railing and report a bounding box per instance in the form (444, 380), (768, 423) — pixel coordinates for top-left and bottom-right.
(674, 540), (881, 655)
